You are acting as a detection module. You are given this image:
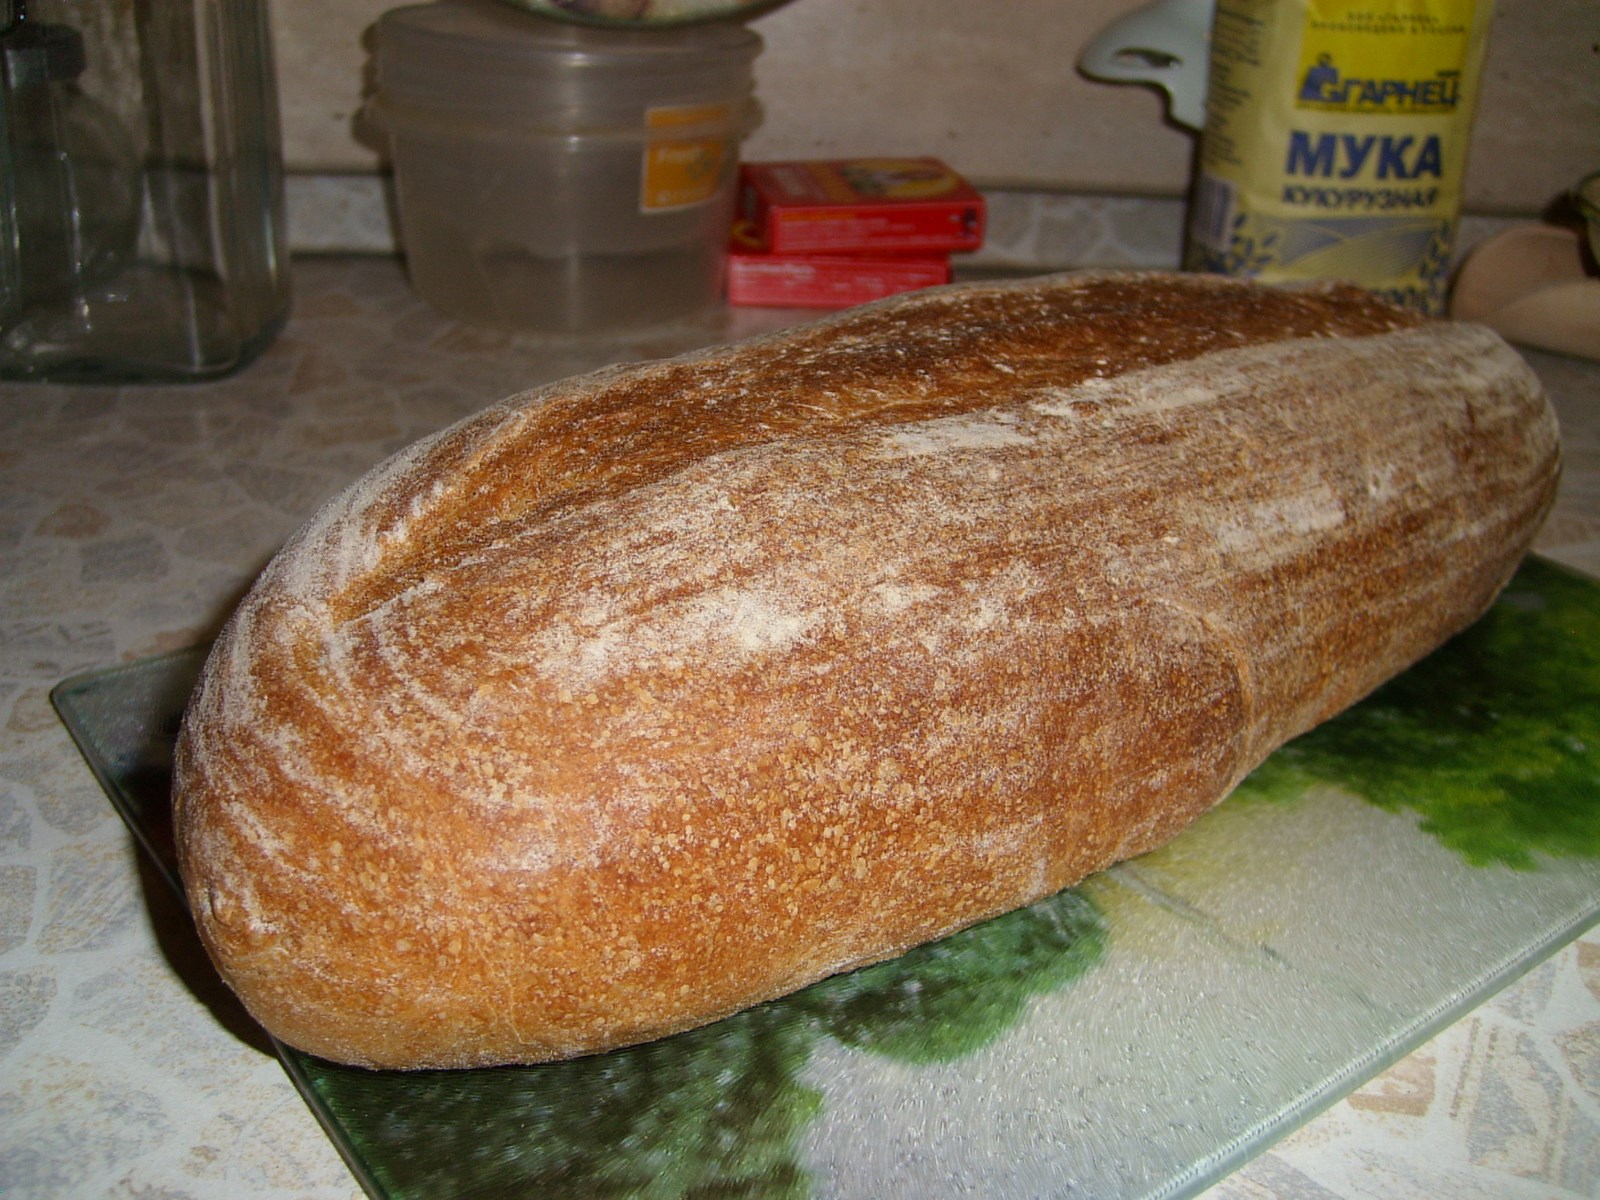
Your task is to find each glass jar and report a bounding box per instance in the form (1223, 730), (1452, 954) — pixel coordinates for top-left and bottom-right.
(0, 0), (288, 381)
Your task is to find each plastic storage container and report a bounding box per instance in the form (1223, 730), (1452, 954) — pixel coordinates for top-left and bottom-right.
(371, 0), (762, 333)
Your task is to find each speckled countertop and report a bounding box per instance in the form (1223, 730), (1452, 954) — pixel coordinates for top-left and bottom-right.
(2, 256), (1598, 1199)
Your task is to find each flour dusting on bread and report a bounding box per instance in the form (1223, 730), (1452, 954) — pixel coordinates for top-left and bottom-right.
(172, 271), (1559, 1069)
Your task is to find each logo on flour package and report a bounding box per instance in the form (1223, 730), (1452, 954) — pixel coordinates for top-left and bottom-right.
(1294, 53), (1462, 114)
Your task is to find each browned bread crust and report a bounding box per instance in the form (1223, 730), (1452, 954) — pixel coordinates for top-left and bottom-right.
(173, 271), (1560, 1068)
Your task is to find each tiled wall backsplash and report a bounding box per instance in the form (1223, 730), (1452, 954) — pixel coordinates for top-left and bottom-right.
(266, 0), (1596, 263)
(286, 172), (1521, 276)
(282, 175), (1204, 266)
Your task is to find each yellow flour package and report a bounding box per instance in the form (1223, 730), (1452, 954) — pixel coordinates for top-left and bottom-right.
(1184, 0), (1492, 314)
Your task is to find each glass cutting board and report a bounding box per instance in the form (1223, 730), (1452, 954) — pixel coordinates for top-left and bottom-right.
(53, 556), (1600, 1200)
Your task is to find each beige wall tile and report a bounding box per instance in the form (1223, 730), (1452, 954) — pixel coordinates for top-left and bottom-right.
(272, 0), (1598, 214)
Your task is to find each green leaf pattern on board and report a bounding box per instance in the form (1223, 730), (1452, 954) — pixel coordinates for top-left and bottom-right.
(1237, 558), (1600, 867)
(309, 889), (1107, 1199)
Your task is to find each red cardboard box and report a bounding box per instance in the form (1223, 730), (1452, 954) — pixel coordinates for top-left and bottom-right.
(738, 158), (985, 256)
(726, 241), (951, 308)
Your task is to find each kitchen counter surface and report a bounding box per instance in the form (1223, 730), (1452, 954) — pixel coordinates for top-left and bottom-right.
(2, 256), (1597, 1199)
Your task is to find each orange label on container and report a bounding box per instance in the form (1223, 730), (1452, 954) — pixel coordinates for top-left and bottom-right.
(646, 103), (733, 131)
(641, 103), (734, 213)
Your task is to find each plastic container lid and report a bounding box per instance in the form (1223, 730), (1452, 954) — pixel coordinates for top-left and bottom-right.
(375, 0), (761, 133)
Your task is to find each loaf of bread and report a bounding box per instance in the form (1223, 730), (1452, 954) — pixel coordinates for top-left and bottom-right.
(173, 271), (1560, 1069)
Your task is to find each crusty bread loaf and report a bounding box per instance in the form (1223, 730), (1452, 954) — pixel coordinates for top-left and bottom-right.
(173, 271), (1560, 1069)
